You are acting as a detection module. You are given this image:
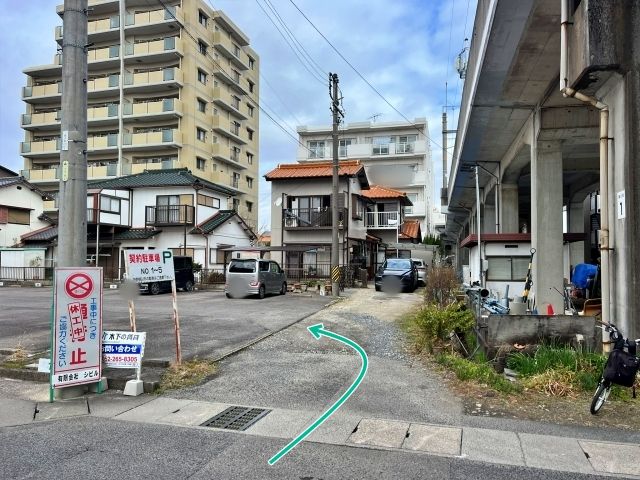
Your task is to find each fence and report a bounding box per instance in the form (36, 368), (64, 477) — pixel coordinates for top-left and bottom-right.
(283, 263), (365, 289)
(195, 268), (226, 287)
(0, 266), (53, 282)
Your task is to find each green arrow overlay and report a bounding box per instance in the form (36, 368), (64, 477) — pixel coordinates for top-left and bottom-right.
(268, 323), (368, 465)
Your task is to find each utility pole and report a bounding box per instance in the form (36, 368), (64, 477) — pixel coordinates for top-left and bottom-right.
(442, 111), (448, 191)
(57, 0), (88, 267)
(329, 73), (343, 297)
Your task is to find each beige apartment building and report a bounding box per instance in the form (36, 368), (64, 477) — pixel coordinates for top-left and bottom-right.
(20, 0), (259, 231)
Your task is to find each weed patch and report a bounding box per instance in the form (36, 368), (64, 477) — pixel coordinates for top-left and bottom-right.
(158, 359), (217, 393)
(436, 353), (521, 394)
(404, 302), (474, 353)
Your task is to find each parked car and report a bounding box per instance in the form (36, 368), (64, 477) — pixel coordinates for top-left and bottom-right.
(139, 256), (195, 295)
(412, 258), (427, 286)
(374, 258), (418, 292)
(225, 258), (287, 299)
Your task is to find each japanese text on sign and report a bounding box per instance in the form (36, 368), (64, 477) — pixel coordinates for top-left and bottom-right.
(53, 268), (103, 388)
(125, 250), (175, 283)
(102, 331), (146, 369)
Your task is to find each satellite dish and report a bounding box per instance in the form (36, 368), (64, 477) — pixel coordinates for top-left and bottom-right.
(275, 197), (282, 207)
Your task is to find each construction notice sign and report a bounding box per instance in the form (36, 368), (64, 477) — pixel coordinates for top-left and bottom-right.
(102, 331), (146, 369)
(125, 250), (175, 283)
(52, 268), (103, 387)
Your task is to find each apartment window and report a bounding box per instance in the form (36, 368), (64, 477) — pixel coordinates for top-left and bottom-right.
(100, 195), (120, 214)
(198, 193), (220, 209)
(246, 128), (254, 141)
(371, 136), (393, 155)
(232, 69), (240, 83)
(404, 193), (418, 214)
(196, 127), (206, 142)
(231, 96), (240, 110)
(248, 56), (255, 69)
(196, 157), (206, 170)
(246, 176), (253, 188)
(487, 257), (530, 281)
(3, 207), (30, 225)
(308, 140), (325, 159)
(198, 10), (208, 27)
(397, 135), (417, 154)
(197, 98), (207, 113)
(232, 172), (240, 188)
(231, 121), (240, 135)
(339, 138), (353, 157)
(197, 69), (207, 84)
(233, 44), (240, 57)
(233, 198), (240, 211)
(198, 40), (208, 56)
(248, 80), (255, 93)
(247, 104), (254, 117)
(230, 146), (241, 161)
(246, 152), (254, 164)
(246, 201), (253, 213)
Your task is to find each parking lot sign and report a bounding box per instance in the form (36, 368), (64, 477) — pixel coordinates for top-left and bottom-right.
(125, 250), (175, 282)
(52, 268), (103, 388)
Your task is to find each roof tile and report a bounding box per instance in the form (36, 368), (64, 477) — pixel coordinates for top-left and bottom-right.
(264, 160), (365, 180)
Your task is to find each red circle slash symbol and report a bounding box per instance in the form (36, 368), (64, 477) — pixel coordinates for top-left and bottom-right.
(65, 273), (94, 299)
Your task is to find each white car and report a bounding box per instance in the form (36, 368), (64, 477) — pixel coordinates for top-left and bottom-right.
(411, 259), (427, 286)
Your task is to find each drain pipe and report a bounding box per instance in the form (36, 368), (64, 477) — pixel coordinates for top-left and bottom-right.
(475, 166), (483, 287)
(560, 0), (611, 327)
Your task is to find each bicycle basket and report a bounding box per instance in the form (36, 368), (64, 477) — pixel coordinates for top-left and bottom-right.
(603, 349), (640, 387)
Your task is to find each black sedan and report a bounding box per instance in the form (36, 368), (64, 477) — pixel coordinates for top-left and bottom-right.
(374, 258), (418, 292)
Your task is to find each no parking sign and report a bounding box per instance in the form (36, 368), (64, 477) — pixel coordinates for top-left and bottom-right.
(51, 268), (103, 388)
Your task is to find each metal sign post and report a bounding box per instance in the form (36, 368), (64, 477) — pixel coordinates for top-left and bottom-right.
(171, 279), (182, 365)
(102, 330), (146, 396)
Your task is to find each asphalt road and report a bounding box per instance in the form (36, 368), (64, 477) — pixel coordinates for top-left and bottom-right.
(0, 287), (332, 361)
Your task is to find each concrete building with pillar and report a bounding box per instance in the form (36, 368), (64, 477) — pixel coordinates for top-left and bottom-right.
(443, 0), (640, 338)
(19, 0), (260, 232)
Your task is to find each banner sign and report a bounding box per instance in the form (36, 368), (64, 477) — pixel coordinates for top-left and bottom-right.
(125, 250), (175, 283)
(52, 268), (103, 387)
(102, 331), (146, 369)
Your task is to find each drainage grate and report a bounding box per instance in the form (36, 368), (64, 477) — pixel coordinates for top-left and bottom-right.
(200, 406), (271, 431)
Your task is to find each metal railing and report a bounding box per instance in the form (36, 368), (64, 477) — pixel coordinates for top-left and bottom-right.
(284, 208), (346, 228)
(145, 205), (194, 226)
(365, 211), (400, 228)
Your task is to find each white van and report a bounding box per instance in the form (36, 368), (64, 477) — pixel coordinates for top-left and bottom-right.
(225, 258), (287, 299)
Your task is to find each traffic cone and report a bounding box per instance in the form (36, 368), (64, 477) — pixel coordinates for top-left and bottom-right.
(546, 303), (554, 315)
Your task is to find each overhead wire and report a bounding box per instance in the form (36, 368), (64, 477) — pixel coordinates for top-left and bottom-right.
(287, 0), (443, 150)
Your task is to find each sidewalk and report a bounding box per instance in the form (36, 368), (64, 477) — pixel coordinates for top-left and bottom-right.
(2, 392), (639, 478)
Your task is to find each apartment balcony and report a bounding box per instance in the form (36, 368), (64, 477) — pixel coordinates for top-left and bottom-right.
(124, 5), (183, 34)
(22, 83), (62, 104)
(43, 199), (57, 211)
(283, 208), (347, 229)
(86, 104), (119, 126)
(212, 87), (248, 120)
(405, 201), (426, 217)
(123, 98), (182, 122)
(297, 140), (427, 161)
(88, 74), (120, 98)
(122, 129), (182, 151)
(123, 68), (183, 94)
(21, 138), (60, 157)
(87, 45), (121, 68)
(212, 115), (247, 145)
(87, 134), (119, 152)
(56, 14), (120, 45)
(21, 110), (61, 130)
(213, 32), (249, 71)
(211, 144), (247, 170)
(365, 211), (401, 229)
(128, 158), (179, 175)
(124, 37), (183, 64)
(212, 65), (248, 96)
(145, 205), (194, 227)
(21, 167), (60, 183)
(88, 163), (118, 179)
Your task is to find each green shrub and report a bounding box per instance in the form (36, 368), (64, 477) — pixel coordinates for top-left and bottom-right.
(406, 302), (474, 353)
(437, 353), (521, 394)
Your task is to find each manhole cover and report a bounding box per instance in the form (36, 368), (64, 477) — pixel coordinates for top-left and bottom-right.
(201, 406), (270, 431)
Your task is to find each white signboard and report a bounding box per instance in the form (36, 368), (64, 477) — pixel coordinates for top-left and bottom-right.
(52, 268), (103, 387)
(125, 250), (175, 282)
(61, 130), (69, 151)
(617, 190), (626, 219)
(102, 331), (146, 369)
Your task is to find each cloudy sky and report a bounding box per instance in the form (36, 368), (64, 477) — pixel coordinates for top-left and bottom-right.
(0, 0), (476, 229)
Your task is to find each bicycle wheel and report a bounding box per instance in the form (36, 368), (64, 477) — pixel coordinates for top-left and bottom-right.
(590, 380), (611, 415)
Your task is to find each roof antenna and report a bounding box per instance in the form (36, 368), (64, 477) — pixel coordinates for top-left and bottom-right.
(369, 113), (382, 123)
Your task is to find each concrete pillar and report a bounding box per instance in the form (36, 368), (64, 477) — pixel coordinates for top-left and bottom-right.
(568, 201), (585, 270)
(500, 184), (519, 233)
(483, 205), (496, 233)
(531, 140), (564, 314)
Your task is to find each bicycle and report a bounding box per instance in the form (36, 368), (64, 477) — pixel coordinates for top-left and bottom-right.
(590, 320), (640, 414)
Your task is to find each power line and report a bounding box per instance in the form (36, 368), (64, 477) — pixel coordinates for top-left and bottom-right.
(254, 0), (326, 86)
(288, 0), (443, 150)
(151, 0), (314, 155)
